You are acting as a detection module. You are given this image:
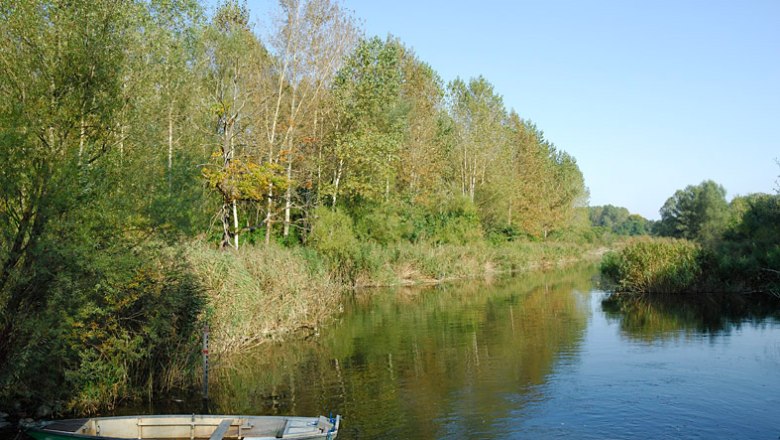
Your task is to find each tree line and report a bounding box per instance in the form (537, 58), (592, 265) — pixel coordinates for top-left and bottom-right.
(0, 0), (589, 413)
(0, 0), (590, 260)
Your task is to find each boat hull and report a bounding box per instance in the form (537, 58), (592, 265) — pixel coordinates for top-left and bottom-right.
(23, 414), (340, 440)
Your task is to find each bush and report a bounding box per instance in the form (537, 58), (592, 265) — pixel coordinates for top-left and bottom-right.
(426, 195), (484, 244)
(713, 194), (780, 292)
(0, 244), (205, 414)
(600, 238), (703, 293)
(307, 207), (361, 278)
(353, 202), (411, 245)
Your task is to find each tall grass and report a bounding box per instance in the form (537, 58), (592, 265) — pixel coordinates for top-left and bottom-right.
(358, 240), (593, 287)
(185, 241), (343, 354)
(600, 237), (702, 294)
(186, 235), (597, 355)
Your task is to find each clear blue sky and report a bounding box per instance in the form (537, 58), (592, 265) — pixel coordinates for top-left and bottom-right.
(244, 0), (779, 220)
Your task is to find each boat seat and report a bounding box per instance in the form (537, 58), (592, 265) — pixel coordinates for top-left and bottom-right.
(209, 419), (233, 440)
(275, 419), (289, 438)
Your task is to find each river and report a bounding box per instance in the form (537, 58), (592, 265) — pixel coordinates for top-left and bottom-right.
(132, 265), (780, 439)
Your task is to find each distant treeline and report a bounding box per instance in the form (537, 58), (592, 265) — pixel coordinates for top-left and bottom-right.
(0, 0), (594, 415)
(588, 205), (652, 237)
(601, 179), (780, 294)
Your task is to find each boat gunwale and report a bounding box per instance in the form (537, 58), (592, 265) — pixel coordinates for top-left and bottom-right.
(24, 414), (338, 440)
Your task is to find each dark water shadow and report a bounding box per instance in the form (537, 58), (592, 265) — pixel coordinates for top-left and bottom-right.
(601, 292), (780, 341)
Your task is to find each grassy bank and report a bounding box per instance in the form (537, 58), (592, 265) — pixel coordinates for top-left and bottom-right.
(600, 234), (780, 295)
(191, 239), (599, 355)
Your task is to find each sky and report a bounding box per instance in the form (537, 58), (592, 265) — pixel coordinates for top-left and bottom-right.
(243, 0), (780, 220)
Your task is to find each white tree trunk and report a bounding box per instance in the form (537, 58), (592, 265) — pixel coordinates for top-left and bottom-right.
(232, 200), (239, 250)
(78, 116), (85, 164)
(264, 183), (273, 245)
(283, 157), (293, 237)
(332, 158), (343, 207)
(168, 105), (174, 172)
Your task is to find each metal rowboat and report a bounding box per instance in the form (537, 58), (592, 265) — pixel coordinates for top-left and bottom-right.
(23, 414), (340, 440)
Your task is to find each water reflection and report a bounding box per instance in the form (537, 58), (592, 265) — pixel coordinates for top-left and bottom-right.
(602, 292), (780, 342)
(208, 266), (595, 439)
(117, 267), (780, 439)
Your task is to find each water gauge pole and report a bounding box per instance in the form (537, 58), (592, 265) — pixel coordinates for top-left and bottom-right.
(202, 325), (209, 403)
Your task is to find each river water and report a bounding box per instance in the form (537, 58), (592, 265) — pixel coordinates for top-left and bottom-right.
(148, 266), (780, 439)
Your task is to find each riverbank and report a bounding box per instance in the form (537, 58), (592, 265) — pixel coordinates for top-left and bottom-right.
(189, 239), (604, 355)
(600, 236), (780, 295)
(0, 238), (603, 419)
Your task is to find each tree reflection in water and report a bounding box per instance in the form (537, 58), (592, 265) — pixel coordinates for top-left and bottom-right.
(602, 292), (780, 342)
(208, 266), (596, 439)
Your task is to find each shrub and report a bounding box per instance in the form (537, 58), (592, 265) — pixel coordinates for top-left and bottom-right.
(600, 237), (702, 293)
(714, 194), (780, 292)
(353, 203), (411, 245)
(427, 195), (484, 244)
(0, 244), (205, 414)
(307, 207), (361, 278)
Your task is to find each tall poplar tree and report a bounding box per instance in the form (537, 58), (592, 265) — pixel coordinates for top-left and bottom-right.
(326, 37), (406, 206)
(447, 76), (506, 203)
(396, 48), (448, 204)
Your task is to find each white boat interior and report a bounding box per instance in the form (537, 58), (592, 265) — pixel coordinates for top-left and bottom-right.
(37, 414), (340, 440)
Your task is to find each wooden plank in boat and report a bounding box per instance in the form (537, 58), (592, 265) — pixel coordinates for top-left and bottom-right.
(44, 419), (90, 433)
(209, 419), (233, 440)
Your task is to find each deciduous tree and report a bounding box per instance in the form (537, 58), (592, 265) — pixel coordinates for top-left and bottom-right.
(656, 180), (729, 245)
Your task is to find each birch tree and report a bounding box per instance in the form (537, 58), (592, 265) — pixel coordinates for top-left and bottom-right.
(262, 0), (357, 242)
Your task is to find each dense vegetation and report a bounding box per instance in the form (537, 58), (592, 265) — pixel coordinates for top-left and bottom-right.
(0, 0), (773, 420)
(0, 0), (596, 415)
(601, 179), (780, 294)
(588, 205), (652, 237)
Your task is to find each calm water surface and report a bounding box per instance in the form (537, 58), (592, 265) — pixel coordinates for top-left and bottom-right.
(145, 267), (780, 439)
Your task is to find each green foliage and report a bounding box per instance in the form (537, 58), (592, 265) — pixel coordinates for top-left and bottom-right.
(655, 180), (729, 245)
(308, 207), (359, 263)
(713, 194), (780, 291)
(213, 0), (249, 32)
(353, 203), (410, 245)
(307, 206), (372, 281)
(600, 238), (703, 294)
(0, 0), (213, 415)
(388, 195), (484, 245)
(428, 196), (485, 244)
(0, 245), (204, 414)
(327, 37), (407, 204)
(0, 0), (601, 416)
(629, 178), (780, 294)
(589, 205), (651, 236)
